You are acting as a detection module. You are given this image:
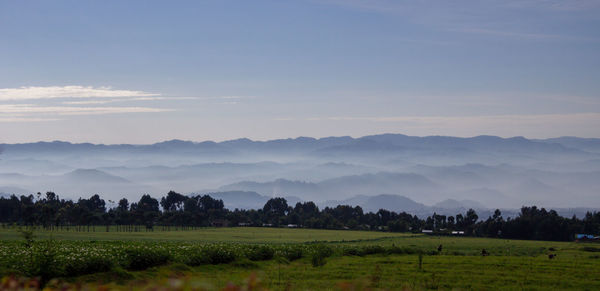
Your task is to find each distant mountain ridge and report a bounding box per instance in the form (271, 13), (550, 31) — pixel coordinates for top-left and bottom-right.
(192, 191), (302, 210)
(192, 191), (489, 217)
(2, 134), (600, 209)
(216, 172), (439, 201)
(2, 134), (595, 155)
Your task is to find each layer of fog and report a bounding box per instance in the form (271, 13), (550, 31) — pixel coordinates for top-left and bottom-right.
(0, 134), (599, 213)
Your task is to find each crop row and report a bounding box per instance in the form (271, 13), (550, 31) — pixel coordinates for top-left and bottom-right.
(0, 240), (428, 282)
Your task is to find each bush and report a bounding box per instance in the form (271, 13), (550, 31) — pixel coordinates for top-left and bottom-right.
(313, 244), (334, 258)
(311, 252), (327, 267)
(184, 245), (237, 266)
(25, 240), (62, 285)
(63, 256), (114, 277)
(245, 245), (275, 261)
(184, 250), (210, 266)
(342, 246), (363, 256)
(344, 245), (413, 256)
(360, 245), (385, 255)
(311, 244), (333, 267)
(279, 245), (304, 261)
(124, 248), (171, 270)
(203, 246), (236, 265)
(387, 245), (417, 255)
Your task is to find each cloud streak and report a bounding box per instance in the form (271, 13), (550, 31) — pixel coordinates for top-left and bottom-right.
(0, 117), (62, 123)
(0, 86), (158, 101)
(0, 104), (172, 116)
(303, 113), (600, 124)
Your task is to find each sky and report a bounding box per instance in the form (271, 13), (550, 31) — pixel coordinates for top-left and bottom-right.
(1, 0), (599, 144)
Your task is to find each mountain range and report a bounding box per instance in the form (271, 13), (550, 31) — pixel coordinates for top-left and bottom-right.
(1, 133), (599, 210)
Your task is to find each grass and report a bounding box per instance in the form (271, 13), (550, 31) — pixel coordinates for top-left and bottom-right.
(0, 226), (413, 243)
(1, 227), (599, 290)
(67, 253), (600, 290)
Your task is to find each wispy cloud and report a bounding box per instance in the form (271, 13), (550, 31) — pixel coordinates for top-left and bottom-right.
(0, 104), (172, 116)
(0, 117), (62, 123)
(0, 86), (194, 120)
(302, 113), (600, 124)
(216, 101), (239, 105)
(60, 96), (198, 105)
(0, 86), (158, 101)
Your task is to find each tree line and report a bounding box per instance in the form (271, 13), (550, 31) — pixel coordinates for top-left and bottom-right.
(0, 191), (599, 241)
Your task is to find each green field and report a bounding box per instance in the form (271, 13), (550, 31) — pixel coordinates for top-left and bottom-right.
(0, 227), (412, 243)
(1, 227), (599, 290)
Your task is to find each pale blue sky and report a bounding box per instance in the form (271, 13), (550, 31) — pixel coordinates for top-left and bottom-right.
(1, 0), (599, 143)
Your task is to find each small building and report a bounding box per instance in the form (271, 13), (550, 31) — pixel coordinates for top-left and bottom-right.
(422, 229), (433, 234)
(262, 223), (273, 227)
(576, 234), (599, 242)
(287, 224), (298, 228)
(238, 222), (251, 227)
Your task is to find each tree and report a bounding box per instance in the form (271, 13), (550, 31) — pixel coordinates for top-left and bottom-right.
(160, 191), (187, 212)
(263, 198), (288, 225)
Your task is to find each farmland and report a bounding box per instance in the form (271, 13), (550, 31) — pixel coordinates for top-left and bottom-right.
(1, 227), (599, 290)
(0, 226), (412, 243)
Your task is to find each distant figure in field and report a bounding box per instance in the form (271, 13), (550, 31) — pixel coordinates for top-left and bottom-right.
(481, 249), (489, 256)
(438, 244), (443, 253)
(548, 254), (556, 259)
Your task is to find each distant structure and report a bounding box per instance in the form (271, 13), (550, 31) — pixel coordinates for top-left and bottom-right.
(575, 234), (599, 242)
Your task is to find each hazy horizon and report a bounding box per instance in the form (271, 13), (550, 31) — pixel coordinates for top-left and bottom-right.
(1, 133), (599, 211)
(1, 132), (600, 146)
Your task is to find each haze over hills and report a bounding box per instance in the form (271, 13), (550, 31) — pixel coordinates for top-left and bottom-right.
(1, 134), (599, 212)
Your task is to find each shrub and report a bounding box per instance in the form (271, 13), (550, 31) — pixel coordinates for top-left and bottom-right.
(342, 246), (363, 256)
(63, 256), (114, 277)
(279, 245), (304, 261)
(203, 246), (236, 265)
(361, 245), (385, 255)
(311, 252), (327, 267)
(311, 244), (333, 267)
(245, 245), (275, 261)
(184, 245), (237, 266)
(313, 244), (334, 258)
(25, 240), (62, 285)
(387, 246), (417, 255)
(124, 248), (171, 270)
(184, 250), (210, 266)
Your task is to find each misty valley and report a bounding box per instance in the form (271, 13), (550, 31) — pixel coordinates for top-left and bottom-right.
(1, 134), (599, 216)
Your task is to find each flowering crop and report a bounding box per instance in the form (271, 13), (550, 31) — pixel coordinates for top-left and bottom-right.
(0, 240), (348, 280)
